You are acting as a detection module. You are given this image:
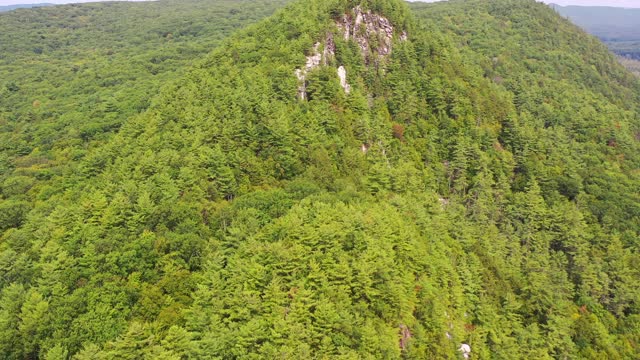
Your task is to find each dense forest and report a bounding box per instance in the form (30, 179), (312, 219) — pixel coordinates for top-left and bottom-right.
(0, 0), (287, 178)
(0, 0), (639, 359)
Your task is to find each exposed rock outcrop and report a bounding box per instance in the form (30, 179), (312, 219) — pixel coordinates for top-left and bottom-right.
(295, 42), (323, 100)
(459, 344), (471, 360)
(399, 324), (412, 351)
(295, 6), (406, 100)
(323, 34), (336, 63)
(336, 6), (397, 62)
(337, 65), (351, 94)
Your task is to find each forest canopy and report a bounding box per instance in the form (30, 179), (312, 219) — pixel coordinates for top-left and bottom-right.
(0, 0), (639, 358)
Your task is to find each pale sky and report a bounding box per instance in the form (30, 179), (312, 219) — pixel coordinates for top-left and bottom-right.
(0, 0), (151, 5)
(411, 0), (640, 7)
(541, 0), (640, 6)
(2, 0), (640, 8)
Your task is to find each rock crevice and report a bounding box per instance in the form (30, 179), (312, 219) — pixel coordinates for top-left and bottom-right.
(295, 7), (405, 100)
(336, 6), (399, 61)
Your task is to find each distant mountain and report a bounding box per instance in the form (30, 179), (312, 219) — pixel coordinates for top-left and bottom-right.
(551, 4), (640, 59)
(551, 4), (640, 41)
(0, 3), (54, 12)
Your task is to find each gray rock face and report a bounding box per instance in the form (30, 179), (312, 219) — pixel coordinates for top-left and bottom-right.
(336, 6), (396, 61)
(337, 65), (351, 94)
(295, 7), (405, 100)
(459, 344), (471, 359)
(295, 42), (324, 100)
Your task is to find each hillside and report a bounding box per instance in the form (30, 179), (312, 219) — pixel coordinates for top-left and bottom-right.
(618, 56), (640, 76)
(551, 4), (640, 59)
(0, 0), (287, 225)
(1, 0), (639, 359)
(0, 3), (54, 12)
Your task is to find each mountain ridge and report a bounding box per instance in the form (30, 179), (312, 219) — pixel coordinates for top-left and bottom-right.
(550, 3), (640, 60)
(0, 3), (54, 12)
(0, 0), (639, 358)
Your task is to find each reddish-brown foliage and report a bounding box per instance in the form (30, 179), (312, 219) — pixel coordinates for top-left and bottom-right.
(392, 123), (405, 141)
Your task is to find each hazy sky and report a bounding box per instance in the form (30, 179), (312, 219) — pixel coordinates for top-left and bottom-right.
(412, 0), (640, 7)
(0, 0), (151, 5)
(541, 0), (640, 6)
(2, 0), (640, 8)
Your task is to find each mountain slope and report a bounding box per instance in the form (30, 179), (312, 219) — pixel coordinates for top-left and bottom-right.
(0, 4), (54, 12)
(0, 0), (287, 182)
(551, 4), (640, 60)
(0, 0), (639, 359)
(0, 0), (287, 271)
(551, 4), (640, 41)
(411, 0), (640, 232)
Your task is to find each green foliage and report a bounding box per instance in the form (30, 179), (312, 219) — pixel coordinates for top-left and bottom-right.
(0, 0), (639, 358)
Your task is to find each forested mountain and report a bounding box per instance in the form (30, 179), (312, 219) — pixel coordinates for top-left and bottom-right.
(0, 0), (287, 222)
(551, 4), (640, 60)
(0, 4), (53, 12)
(1, 0), (639, 359)
(551, 4), (640, 41)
